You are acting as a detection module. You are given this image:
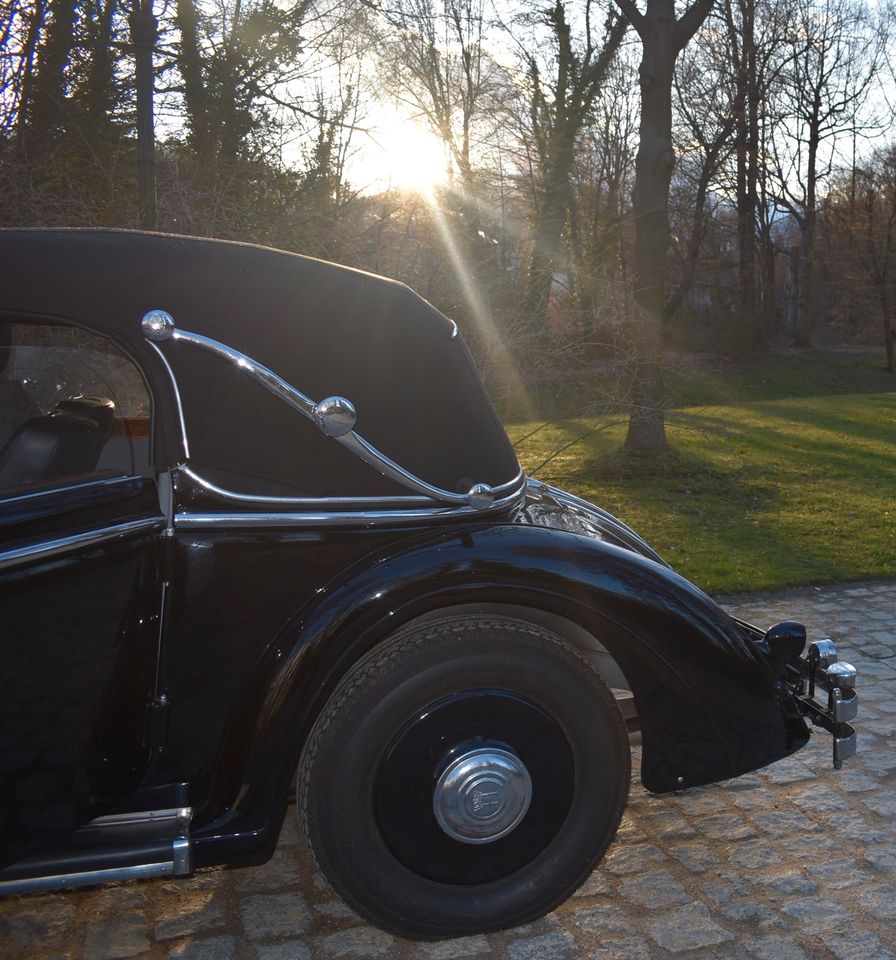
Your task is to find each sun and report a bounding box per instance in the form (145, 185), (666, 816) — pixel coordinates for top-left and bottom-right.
(355, 106), (450, 195)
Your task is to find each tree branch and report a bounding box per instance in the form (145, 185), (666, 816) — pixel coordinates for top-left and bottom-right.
(611, 0), (644, 36)
(676, 0), (715, 49)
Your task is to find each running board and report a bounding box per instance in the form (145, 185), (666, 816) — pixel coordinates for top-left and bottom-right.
(0, 806), (192, 896)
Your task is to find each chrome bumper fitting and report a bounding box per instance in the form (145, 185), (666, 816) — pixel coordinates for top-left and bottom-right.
(780, 633), (858, 769)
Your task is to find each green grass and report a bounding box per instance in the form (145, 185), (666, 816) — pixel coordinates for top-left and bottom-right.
(501, 346), (896, 421)
(509, 387), (896, 595)
(666, 347), (896, 407)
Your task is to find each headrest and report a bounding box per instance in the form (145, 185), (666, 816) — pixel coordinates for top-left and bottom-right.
(53, 395), (116, 443)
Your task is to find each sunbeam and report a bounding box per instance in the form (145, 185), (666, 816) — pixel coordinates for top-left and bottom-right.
(423, 190), (534, 421)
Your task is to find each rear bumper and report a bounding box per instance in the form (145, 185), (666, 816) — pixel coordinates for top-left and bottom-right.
(748, 621), (858, 769)
(787, 638), (857, 769)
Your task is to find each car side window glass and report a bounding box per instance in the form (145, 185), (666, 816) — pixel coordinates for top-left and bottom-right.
(0, 318), (151, 497)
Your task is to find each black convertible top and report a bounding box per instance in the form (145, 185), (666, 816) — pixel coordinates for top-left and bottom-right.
(0, 229), (520, 499)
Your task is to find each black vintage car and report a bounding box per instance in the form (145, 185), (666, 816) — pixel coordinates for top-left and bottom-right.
(0, 229), (857, 938)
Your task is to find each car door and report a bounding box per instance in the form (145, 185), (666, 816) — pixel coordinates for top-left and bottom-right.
(0, 316), (165, 868)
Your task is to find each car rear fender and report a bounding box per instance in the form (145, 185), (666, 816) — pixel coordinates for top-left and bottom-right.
(192, 522), (807, 863)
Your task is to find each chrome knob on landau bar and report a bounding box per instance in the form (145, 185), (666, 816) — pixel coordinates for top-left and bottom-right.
(142, 309), (175, 341)
(313, 396), (356, 438)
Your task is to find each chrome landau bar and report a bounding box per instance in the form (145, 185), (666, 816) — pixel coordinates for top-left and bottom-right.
(141, 310), (524, 512)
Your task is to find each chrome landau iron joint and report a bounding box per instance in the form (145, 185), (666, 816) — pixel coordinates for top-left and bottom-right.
(142, 310), (507, 511)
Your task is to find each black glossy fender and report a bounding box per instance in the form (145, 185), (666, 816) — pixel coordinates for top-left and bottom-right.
(192, 522), (809, 864)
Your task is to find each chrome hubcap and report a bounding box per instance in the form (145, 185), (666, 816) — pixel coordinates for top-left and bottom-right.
(433, 746), (532, 844)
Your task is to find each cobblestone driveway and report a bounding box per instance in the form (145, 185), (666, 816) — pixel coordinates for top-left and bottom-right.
(3, 580), (895, 960)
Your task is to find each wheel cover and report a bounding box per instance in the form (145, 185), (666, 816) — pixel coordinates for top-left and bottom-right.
(433, 745), (533, 844)
(374, 689), (575, 884)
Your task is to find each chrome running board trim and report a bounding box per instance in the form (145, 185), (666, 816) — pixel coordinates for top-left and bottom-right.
(0, 861), (175, 895)
(0, 806), (192, 896)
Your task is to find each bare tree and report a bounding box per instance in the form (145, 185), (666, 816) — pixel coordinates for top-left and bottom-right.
(174, 0), (213, 162)
(515, 3), (626, 330)
(173, 0), (313, 169)
(768, 0), (883, 346)
(377, 0), (496, 190)
(665, 23), (738, 329)
(22, 0), (76, 146)
(567, 56), (638, 343)
(822, 146), (896, 372)
(611, 0), (715, 453)
(0, 0), (46, 137)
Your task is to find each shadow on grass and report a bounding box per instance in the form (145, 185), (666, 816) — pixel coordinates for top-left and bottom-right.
(675, 399), (896, 480)
(518, 397), (896, 592)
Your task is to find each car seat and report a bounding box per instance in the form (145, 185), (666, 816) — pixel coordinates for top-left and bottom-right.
(0, 396), (117, 490)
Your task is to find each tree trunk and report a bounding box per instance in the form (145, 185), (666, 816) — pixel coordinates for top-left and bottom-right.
(794, 113), (819, 346)
(759, 229), (777, 339)
(82, 0), (119, 141)
(794, 211), (814, 347)
(218, 0), (243, 165)
(879, 289), (895, 373)
(743, 0), (758, 333)
(626, 351), (667, 452)
(523, 7), (626, 331)
(130, 0), (156, 229)
(527, 187), (570, 329)
(175, 0), (212, 162)
(15, 0), (45, 139)
(731, 1), (750, 316)
(786, 244), (800, 335)
(624, 34), (675, 453)
(27, 0), (77, 146)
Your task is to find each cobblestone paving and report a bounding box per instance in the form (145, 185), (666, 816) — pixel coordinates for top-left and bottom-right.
(2, 580), (895, 960)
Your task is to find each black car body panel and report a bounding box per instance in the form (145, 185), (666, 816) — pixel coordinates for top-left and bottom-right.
(0, 229), (851, 929)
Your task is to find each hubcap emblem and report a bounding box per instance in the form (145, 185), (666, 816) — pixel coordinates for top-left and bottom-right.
(471, 789), (500, 813)
(433, 747), (532, 844)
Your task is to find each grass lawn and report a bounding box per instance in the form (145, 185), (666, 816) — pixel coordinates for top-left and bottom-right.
(507, 350), (896, 595)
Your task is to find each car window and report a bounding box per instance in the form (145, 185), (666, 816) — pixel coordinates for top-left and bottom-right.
(0, 318), (151, 497)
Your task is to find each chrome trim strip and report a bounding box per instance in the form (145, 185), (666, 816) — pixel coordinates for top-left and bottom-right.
(147, 340), (190, 460)
(88, 807), (191, 830)
(0, 805), (195, 894)
(0, 474), (135, 509)
(179, 465), (434, 507)
(179, 465), (525, 509)
(145, 316), (522, 509)
(174, 497), (522, 529)
(0, 517), (165, 572)
(0, 861), (174, 895)
(158, 470), (175, 534)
